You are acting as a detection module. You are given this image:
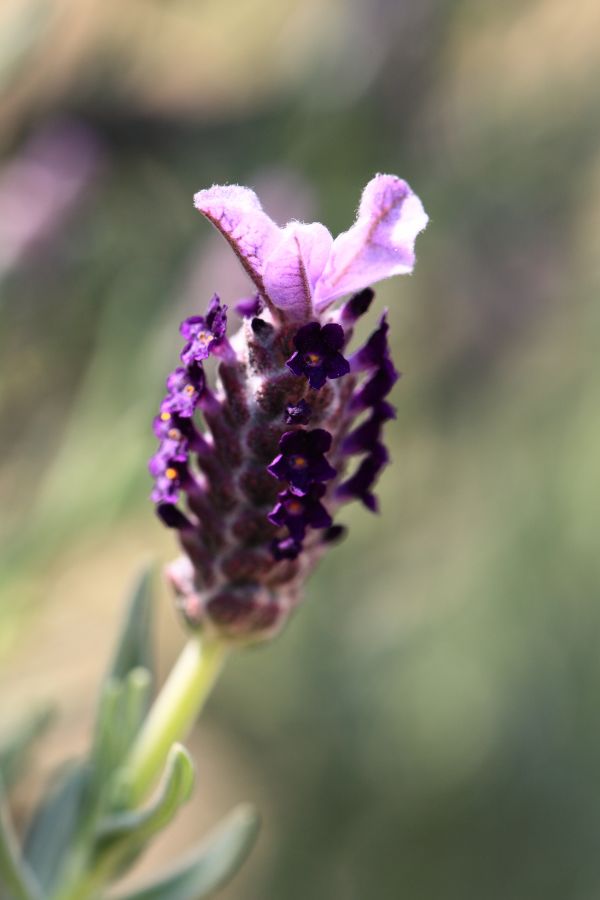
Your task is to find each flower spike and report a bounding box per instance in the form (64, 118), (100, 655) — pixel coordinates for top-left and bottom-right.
(151, 176), (427, 641)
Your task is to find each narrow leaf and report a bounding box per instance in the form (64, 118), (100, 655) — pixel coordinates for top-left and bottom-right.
(0, 706), (55, 788)
(108, 566), (154, 687)
(122, 669), (153, 754)
(91, 668), (153, 801)
(23, 763), (90, 891)
(111, 804), (260, 900)
(87, 744), (195, 888)
(98, 744), (194, 848)
(0, 777), (43, 900)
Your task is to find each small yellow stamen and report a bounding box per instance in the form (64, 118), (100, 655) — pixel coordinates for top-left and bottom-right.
(290, 455), (308, 469)
(165, 467), (178, 480)
(160, 411), (171, 421)
(305, 352), (322, 366)
(184, 385), (195, 395)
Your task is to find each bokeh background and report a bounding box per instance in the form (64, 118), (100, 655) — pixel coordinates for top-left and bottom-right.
(1, 1), (599, 898)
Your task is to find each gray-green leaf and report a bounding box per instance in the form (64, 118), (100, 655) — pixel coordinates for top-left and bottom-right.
(110, 804), (260, 900)
(0, 776), (43, 900)
(0, 706), (55, 789)
(107, 566), (154, 688)
(89, 744), (194, 886)
(23, 762), (90, 892)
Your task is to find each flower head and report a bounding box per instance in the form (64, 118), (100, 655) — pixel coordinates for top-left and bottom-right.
(150, 175), (427, 642)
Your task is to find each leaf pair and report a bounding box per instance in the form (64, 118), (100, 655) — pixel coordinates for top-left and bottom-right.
(0, 566), (260, 900)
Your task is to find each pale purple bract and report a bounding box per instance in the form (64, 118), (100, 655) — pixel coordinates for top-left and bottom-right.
(194, 174), (428, 320)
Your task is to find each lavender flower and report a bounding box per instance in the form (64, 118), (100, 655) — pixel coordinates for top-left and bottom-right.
(286, 322), (350, 389)
(180, 295), (228, 365)
(150, 174), (427, 641)
(267, 429), (337, 491)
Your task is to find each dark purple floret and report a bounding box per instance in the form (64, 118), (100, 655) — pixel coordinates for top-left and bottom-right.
(350, 313), (390, 371)
(342, 401), (396, 455)
(180, 295), (228, 365)
(286, 321), (350, 390)
(285, 399), (312, 425)
(267, 428), (337, 492)
(336, 442), (389, 512)
(268, 483), (332, 540)
(340, 288), (375, 325)
(235, 294), (263, 318)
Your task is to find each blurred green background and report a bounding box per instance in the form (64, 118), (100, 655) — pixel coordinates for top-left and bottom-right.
(1, 0), (599, 897)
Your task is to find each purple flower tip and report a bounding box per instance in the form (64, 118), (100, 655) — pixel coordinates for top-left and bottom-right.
(180, 295), (227, 365)
(350, 312), (390, 372)
(286, 321), (350, 390)
(336, 443), (389, 512)
(342, 401), (396, 456)
(350, 358), (399, 412)
(285, 398), (312, 425)
(271, 536), (303, 560)
(235, 294), (263, 318)
(322, 524), (348, 544)
(341, 288), (375, 324)
(267, 428), (336, 492)
(157, 503), (193, 530)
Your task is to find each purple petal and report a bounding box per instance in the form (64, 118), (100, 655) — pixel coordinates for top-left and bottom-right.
(306, 366), (327, 390)
(314, 175), (428, 309)
(293, 321), (322, 352)
(321, 322), (345, 351)
(194, 185), (281, 299)
(309, 457), (337, 482)
(279, 430), (306, 454)
(286, 352), (306, 378)
(263, 222), (333, 318)
(267, 454), (288, 481)
(324, 353), (350, 379)
(307, 428), (333, 455)
(306, 503), (332, 530)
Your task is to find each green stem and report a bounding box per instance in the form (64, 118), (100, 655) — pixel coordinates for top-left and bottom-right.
(119, 635), (229, 807)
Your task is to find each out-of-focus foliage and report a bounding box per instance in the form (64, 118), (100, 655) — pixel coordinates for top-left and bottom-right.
(0, 0), (599, 898)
